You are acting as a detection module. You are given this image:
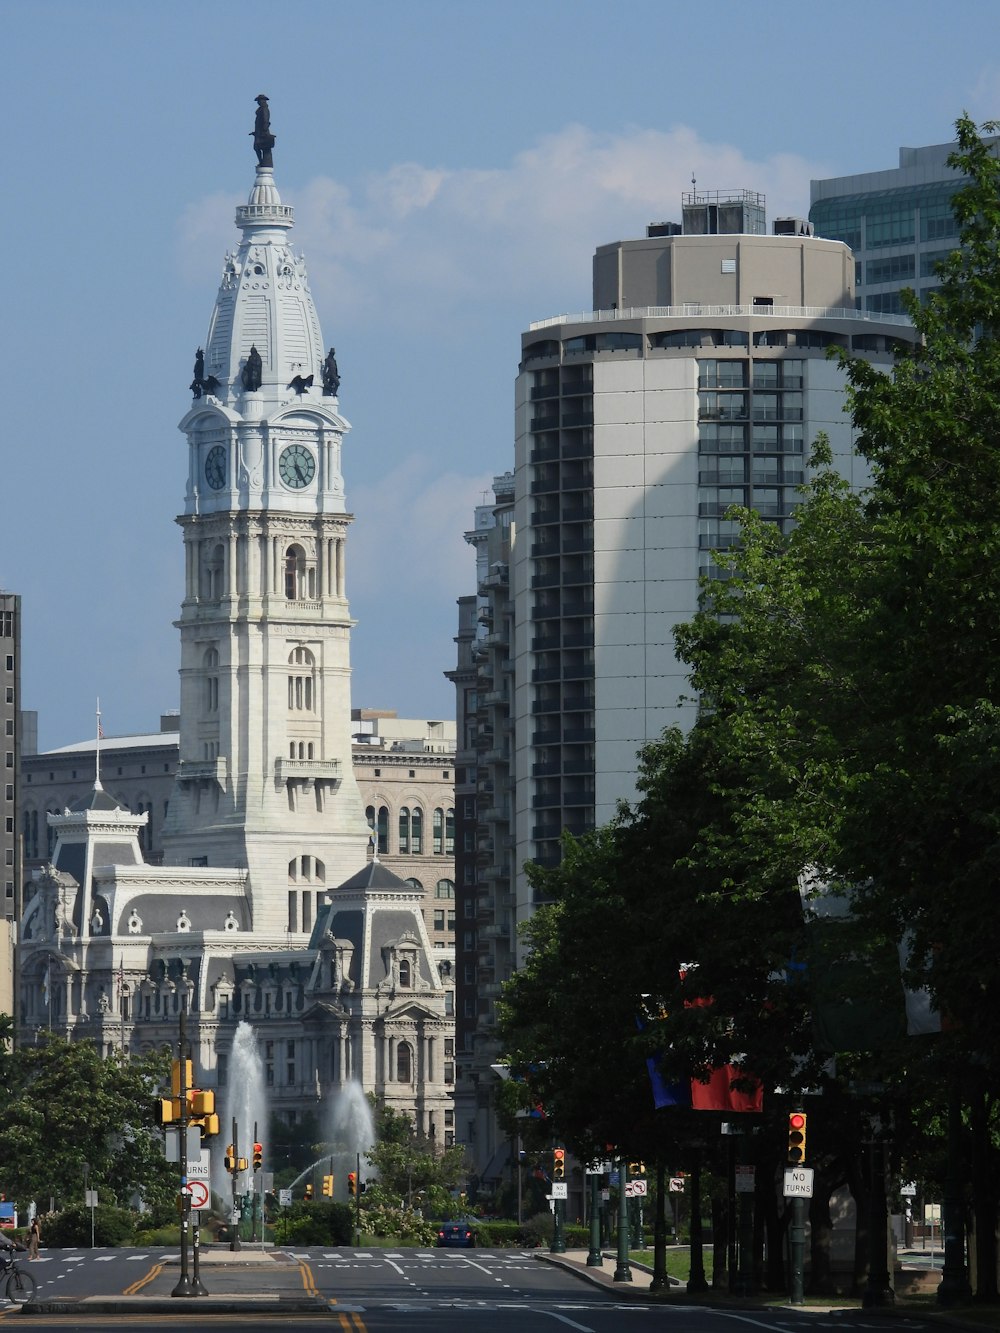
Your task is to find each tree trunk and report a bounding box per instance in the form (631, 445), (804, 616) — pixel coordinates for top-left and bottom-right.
(970, 1082), (999, 1302)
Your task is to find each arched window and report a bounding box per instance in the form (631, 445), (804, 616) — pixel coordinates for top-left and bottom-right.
(287, 646), (315, 711)
(203, 647), (220, 713)
(396, 1041), (412, 1082)
(435, 879), (455, 900)
(445, 808), (455, 856)
(399, 958), (411, 988)
(204, 543), (225, 600)
(411, 806), (423, 854)
(433, 808), (444, 855)
(398, 807), (410, 854)
(405, 877), (423, 890)
(284, 545), (307, 600)
(377, 806), (388, 855)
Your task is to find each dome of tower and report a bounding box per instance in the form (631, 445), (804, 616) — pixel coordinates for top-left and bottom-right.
(201, 165), (326, 408)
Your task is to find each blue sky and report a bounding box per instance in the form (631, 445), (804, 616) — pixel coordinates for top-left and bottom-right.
(3, 0), (998, 750)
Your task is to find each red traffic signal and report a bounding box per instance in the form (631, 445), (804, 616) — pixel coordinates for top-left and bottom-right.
(787, 1112), (807, 1164)
(552, 1148), (566, 1181)
(348, 1171), (357, 1196)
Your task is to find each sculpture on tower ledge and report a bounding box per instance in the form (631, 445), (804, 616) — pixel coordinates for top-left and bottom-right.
(241, 344), (263, 392)
(322, 347), (341, 397)
(252, 94), (275, 168)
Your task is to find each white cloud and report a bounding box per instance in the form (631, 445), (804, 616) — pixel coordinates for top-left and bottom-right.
(348, 457), (494, 603)
(177, 122), (826, 334)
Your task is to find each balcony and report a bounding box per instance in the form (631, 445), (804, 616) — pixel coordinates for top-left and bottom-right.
(562, 631), (594, 648)
(563, 662), (595, 681)
(562, 534), (593, 554)
(531, 633), (560, 652)
(532, 824), (562, 842)
(530, 441), (560, 464)
(532, 792), (562, 809)
(274, 757), (341, 783)
(563, 788), (596, 807)
(531, 509), (560, 526)
(532, 761), (561, 777)
(530, 383), (560, 401)
(177, 757), (228, 786)
(562, 437), (594, 460)
(562, 410), (594, 428)
(531, 666), (560, 683)
(531, 572), (560, 589)
(531, 698), (560, 715)
(530, 416), (560, 434)
(564, 727), (596, 744)
(562, 504), (594, 524)
(563, 756), (595, 774)
(562, 599), (595, 618)
(532, 729), (560, 747)
(563, 694), (595, 713)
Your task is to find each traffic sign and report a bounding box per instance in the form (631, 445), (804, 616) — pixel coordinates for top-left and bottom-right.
(551, 1182), (568, 1199)
(668, 1177), (685, 1193)
(631, 1179), (647, 1196)
(735, 1165), (756, 1194)
(279, 1188), (292, 1207)
(187, 1180), (210, 1210)
(783, 1167), (815, 1198)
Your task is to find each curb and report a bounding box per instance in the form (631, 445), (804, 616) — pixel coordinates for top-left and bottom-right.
(23, 1297), (327, 1315)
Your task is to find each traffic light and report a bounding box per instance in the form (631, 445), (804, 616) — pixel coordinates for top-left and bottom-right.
(159, 1097), (179, 1124)
(628, 1161), (646, 1177)
(348, 1171), (357, 1196)
(224, 1144), (236, 1171)
(787, 1112), (807, 1164)
(304, 1183), (313, 1202)
(552, 1148), (566, 1181)
(188, 1089), (219, 1137)
(322, 1174), (334, 1197)
(171, 1059), (194, 1097)
(253, 1142), (263, 1171)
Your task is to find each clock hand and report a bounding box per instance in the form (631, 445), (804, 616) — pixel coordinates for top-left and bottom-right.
(295, 463), (307, 483)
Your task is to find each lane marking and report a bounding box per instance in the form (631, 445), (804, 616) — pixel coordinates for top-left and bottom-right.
(545, 1314), (594, 1332)
(123, 1261), (162, 1295)
(297, 1258), (320, 1298)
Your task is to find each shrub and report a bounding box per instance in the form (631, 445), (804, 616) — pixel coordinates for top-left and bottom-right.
(272, 1201), (352, 1246)
(520, 1212), (554, 1248)
(360, 1205), (438, 1245)
(44, 1203), (136, 1247)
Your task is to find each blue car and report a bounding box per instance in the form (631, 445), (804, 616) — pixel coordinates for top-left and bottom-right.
(436, 1220), (475, 1248)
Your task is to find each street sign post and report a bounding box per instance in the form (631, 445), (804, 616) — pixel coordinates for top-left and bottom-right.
(783, 1167), (815, 1198)
(735, 1165), (756, 1194)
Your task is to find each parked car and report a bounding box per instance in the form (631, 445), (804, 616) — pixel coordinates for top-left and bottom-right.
(436, 1220), (475, 1248)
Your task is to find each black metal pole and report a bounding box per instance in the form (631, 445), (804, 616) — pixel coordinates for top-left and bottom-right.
(649, 1161), (669, 1292)
(171, 1010), (194, 1297)
(937, 1082), (971, 1306)
(614, 1158), (632, 1282)
(863, 1131), (893, 1307)
(586, 1170), (603, 1267)
(230, 1117), (241, 1253)
(688, 1155), (709, 1293)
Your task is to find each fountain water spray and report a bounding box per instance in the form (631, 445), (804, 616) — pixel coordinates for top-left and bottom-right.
(213, 1021), (267, 1202)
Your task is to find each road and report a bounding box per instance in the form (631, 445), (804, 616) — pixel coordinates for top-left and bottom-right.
(4, 1246), (940, 1333)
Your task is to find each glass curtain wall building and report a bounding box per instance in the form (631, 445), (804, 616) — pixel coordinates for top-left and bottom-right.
(809, 137), (999, 315)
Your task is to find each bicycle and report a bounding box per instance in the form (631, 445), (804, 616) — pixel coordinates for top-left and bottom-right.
(0, 1244), (37, 1304)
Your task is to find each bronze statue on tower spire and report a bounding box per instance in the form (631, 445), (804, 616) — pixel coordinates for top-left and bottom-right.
(251, 94), (275, 168)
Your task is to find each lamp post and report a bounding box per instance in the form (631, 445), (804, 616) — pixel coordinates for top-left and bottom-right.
(613, 1157), (632, 1282)
(586, 1168), (602, 1267)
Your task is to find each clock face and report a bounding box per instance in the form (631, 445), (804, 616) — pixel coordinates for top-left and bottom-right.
(204, 445), (227, 490)
(278, 443), (316, 489)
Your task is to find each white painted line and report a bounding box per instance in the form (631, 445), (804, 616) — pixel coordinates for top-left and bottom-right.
(546, 1314), (594, 1332)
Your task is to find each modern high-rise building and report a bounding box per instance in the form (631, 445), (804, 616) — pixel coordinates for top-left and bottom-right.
(453, 191), (921, 1184)
(809, 136), (998, 315)
(510, 191), (918, 939)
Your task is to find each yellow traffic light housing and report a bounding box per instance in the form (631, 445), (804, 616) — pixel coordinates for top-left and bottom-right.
(171, 1059), (194, 1097)
(224, 1144), (236, 1171)
(787, 1112), (807, 1164)
(304, 1183), (314, 1201)
(322, 1174), (334, 1197)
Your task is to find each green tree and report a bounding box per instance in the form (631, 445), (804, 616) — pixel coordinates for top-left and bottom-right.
(0, 1034), (174, 1212)
(365, 1105), (468, 1216)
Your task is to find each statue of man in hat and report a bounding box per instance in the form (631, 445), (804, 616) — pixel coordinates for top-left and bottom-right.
(252, 94), (275, 168)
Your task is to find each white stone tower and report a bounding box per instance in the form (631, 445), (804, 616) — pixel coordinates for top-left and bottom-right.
(161, 98), (368, 934)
